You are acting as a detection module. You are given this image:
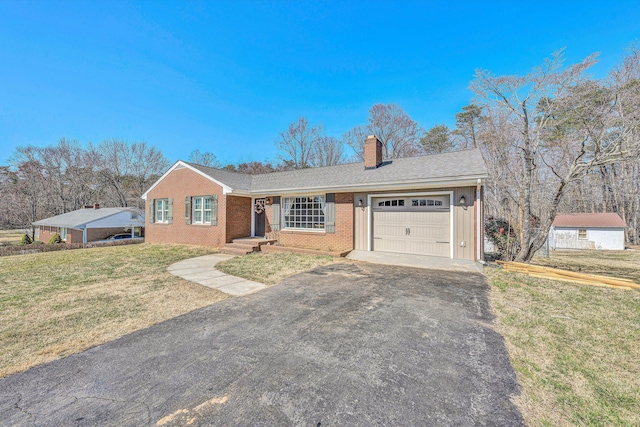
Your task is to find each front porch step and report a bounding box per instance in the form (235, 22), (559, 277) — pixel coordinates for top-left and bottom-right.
(221, 239), (278, 256)
(225, 242), (260, 252)
(221, 245), (255, 256)
(231, 238), (277, 248)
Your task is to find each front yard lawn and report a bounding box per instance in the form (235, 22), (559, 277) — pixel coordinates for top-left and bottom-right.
(533, 249), (640, 283)
(0, 229), (24, 245)
(215, 252), (337, 285)
(487, 250), (640, 426)
(0, 244), (225, 378)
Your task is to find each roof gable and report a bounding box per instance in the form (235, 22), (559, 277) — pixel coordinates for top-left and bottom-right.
(141, 161), (249, 200)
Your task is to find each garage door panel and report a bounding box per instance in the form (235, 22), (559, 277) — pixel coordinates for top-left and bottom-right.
(373, 237), (406, 253)
(407, 211), (448, 224)
(372, 198), (450, 257)
(406, 241), (449, 257)
(374, 223), (406, 238)
(409, 225), (449, 240)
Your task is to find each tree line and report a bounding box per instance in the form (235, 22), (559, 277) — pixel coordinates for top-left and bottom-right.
(2, 45), (639, 261)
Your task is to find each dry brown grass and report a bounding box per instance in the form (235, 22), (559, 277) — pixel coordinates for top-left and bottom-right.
(487, 266), (640, 426)
(533, 249), (640, 283)
(0, 229), (25, 245)
(215, 252), (337, 285)
(0, 244), (226, 378)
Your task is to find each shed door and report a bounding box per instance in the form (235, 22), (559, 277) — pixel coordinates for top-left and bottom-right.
(372, 196), (450, 257)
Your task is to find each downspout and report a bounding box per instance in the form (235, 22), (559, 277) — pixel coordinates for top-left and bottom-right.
(82, 227), (87, 246)
(476, 179), (482, 262)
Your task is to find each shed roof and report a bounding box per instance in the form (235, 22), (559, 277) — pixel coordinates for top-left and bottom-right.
(33, 208), (145, 229)
(553, 213), (627, 228)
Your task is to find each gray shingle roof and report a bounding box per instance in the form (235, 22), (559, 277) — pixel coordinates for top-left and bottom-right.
(181, 148), (487, 194)
(187, 162), (253, 192)
(33, 208), (144, 228)
(250, 149), (487, 193)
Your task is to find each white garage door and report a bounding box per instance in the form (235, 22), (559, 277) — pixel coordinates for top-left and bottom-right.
(372, 195), (450, 257)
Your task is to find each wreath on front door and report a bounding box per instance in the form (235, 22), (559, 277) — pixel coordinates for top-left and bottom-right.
(254, 199), (265, 214)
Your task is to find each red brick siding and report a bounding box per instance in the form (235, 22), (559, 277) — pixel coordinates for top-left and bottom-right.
(38, 226), (59, 243)
(145, 167), (228, 247)
(364, 136), (382, 168)
(265, 192), (354, 252)
(226, 196), (251, 241)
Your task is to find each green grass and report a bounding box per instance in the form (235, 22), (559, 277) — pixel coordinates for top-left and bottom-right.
(216, 252), (337, 285)
(487, 251), (640, 426)
(0, 244), (225, 377)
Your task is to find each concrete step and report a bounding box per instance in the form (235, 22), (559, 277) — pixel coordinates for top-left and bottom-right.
(231, 238), (277, 249)
(221, 246), (254, 256)
(224, 242), (259, 252)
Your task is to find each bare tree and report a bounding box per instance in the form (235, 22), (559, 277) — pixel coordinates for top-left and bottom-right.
(92, 139), (169, 208)
(275, 117), (322, 168)
(188, 149), (220, 168)
(473, 49), (640, 261)
(9, 146), (47, 239)
(311, 136), (345, 166)
(344, 103), (424, 160)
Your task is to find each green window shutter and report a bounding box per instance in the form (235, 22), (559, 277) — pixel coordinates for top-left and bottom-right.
(167, 198), (173, 224)
(211, 195), (218, 226)
(185, 196), (191, 224)
(149, 199), (155, 224)
(325, 193), (335, 234)
(272, 196), (280, 231)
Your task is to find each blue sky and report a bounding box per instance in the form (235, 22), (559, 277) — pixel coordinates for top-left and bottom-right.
(1, 0), (639, 166)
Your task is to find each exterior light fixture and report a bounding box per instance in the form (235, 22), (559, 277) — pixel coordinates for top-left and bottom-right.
(358, 199), (364, 208)
(459, 195), (466, 206)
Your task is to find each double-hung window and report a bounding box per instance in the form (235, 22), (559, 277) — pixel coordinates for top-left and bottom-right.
(282, 196), (325, 230)
(60, 227), (67, 241)
(155, 199), (169, 223)
(193, 196), (212, 224)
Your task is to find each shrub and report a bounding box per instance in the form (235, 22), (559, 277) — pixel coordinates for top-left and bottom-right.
(48, 233), (62, 244)
(20, 234), (33, 245)
(485, 217), (519, 260)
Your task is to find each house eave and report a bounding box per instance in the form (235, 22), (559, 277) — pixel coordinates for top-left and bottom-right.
(248, 175), (486, 196)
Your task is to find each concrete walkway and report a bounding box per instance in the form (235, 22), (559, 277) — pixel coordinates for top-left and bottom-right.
(347, 250), (483, 273)
(167, 254), (266, 296)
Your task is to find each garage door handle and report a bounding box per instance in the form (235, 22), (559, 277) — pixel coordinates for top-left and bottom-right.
(436, 241), (449, 243)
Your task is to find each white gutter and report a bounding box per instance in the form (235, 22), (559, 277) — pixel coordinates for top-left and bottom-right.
(247, 175), (488, 196)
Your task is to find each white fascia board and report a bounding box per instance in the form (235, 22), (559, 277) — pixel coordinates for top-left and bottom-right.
(249, 176), (486, 196)
(141, 161), (233, 200)
(224, 190), (252, 197)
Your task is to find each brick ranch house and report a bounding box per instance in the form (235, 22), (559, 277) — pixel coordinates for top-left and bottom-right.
(142, 136), (488, 261)
(33, 205), (145, 244)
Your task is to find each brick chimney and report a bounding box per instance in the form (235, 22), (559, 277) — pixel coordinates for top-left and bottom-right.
(364, 135), (383, 169)
(93, 203), (100, 209)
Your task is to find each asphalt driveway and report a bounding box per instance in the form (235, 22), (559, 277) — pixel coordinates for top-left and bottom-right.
(0, 262), (523, 426)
